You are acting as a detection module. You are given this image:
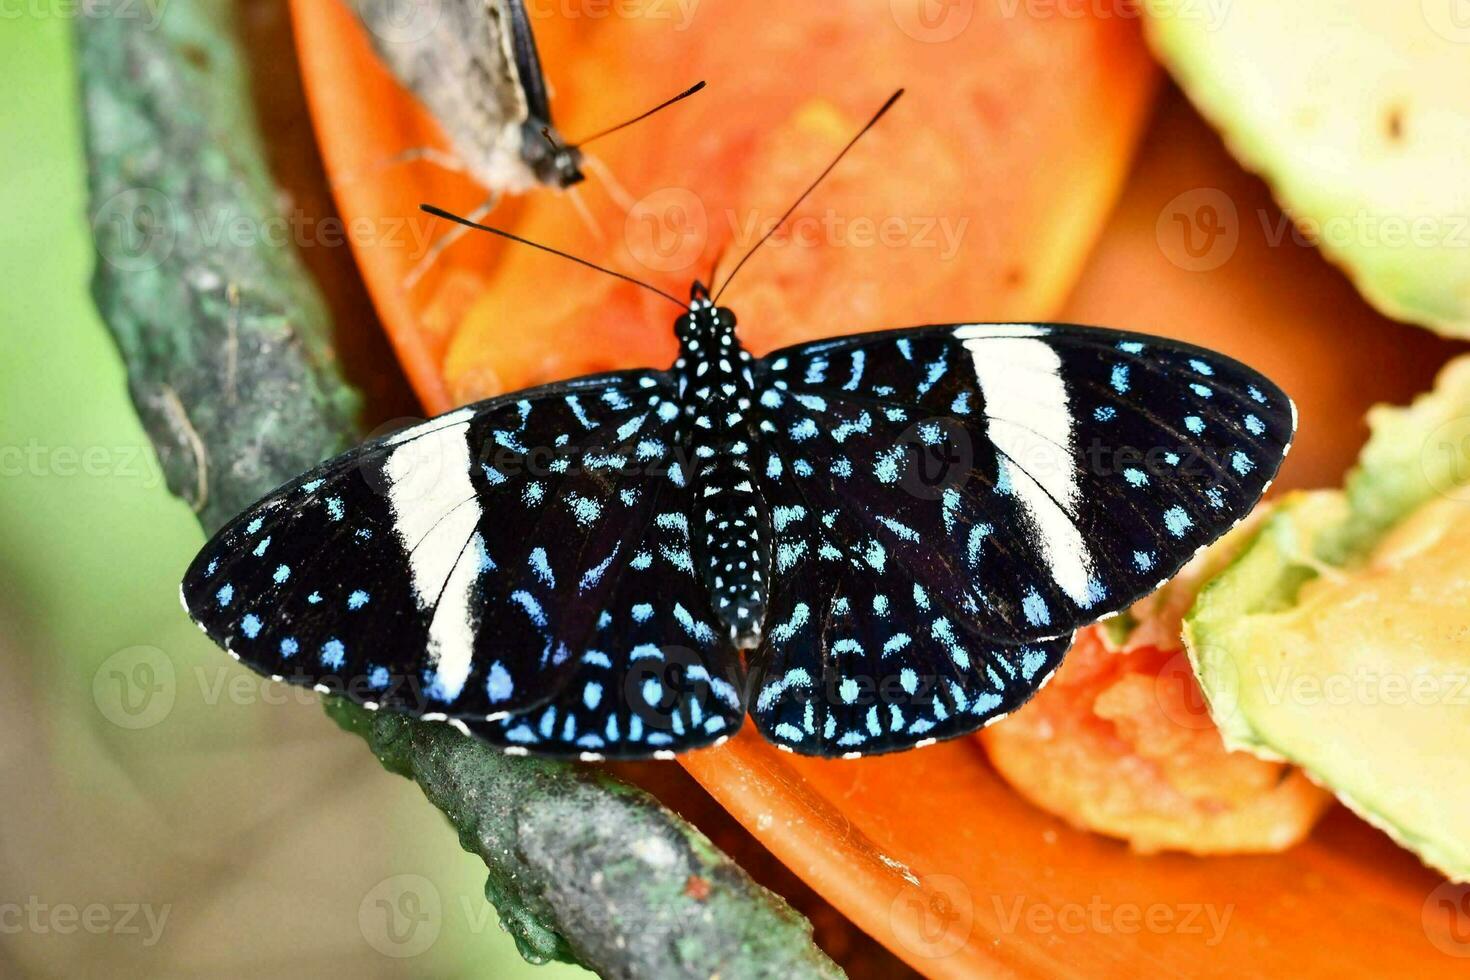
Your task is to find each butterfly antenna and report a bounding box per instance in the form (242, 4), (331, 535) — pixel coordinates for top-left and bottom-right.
(714, 89), (904, 304)
(420, 204), (685, 309)
(552, 80), (707, 151)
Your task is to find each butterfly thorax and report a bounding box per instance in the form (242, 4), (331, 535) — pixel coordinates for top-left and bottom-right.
(673, 285), (770, 650)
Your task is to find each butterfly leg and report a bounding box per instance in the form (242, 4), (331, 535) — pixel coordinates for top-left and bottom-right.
(581, 153), (637, 212)
(330, 145), (472, 193)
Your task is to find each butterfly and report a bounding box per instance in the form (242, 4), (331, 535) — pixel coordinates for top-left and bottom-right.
(350, 0), (704, 286)
(180, 92), (1295, 760)
(353, 0), (585, 193)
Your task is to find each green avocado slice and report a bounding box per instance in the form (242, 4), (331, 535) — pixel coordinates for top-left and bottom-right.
(1186, 357), (1470, 880)
(1142, 0), (1470, 338)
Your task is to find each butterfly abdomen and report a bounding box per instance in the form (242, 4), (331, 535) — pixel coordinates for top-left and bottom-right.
(692, 435), (771, 650)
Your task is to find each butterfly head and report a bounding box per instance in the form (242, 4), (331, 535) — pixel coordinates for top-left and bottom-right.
(676, 281), (737, 349)
(521, 121), (586, 188)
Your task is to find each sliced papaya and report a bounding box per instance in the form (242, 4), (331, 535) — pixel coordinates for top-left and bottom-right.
(431, 1), (1161, 404)
(1142, 0), (1470, 338)
(1187, 356), (1470, 880)
(981, 520), (1333, 856)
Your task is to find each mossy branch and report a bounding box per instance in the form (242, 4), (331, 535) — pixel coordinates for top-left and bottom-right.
(74, 3), (841, 977)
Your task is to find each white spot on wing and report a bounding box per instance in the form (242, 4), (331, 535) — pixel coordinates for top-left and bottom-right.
(387, 420), (483, 701)
(966, 334), (1095, 606)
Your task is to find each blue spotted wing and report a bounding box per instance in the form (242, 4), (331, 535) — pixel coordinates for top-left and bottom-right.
(180, 371), (743, 757)
(747, 322), (1292, 755)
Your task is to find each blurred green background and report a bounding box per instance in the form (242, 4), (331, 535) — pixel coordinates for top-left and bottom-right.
(0, 13), (585, 978)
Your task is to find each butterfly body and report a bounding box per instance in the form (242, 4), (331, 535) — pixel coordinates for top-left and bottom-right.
(674, 284), (770, 648)
(182, 288), (1294, 760)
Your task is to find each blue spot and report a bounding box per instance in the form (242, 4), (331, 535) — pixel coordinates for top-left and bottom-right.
(487, 662), (514, 702)
(240, 614), (262, 639)
(1163, 452), (1181, 466)
(1123, 467), (1148, 487)
(273, 565), (290, 584)
(873, 447), (903, 484)
(1118, 341), (1144, 354)
(1094, 406), (1116, 422)
(246, 517), (264, 534)
(1185, 415), (1205, 435)
(1190, 383), (1214, 399)
(529, 548), (555, 586)
(1248, 385), (1267, 404)
(369, 666), (389, 688)
(511, 591), (547, 628)
(1189, 359), (1215, 376)
(1133, 551), (1154, 572)
(839, 678), (860, 704)
(567, 494), (602, 526)
(583, 682), (603, 710)
(301, 479), (323, 493)
(642, 678), (663, 705)
(1110, 364), (1130, 394)
(951, 391), (971, 415)
(1231, 451), (1255, 475)
(279, 637), (298, 657)
(325, 497), (344, 521)
(900, 668), (918, 694)
(1244, 414), (1265, 435)
(252, 537), (271, 557)
(632, 603), (654, 623)
(347, 590), (370, 610)
(320, 639), (345, 670)
(216, 584), (234, 606)
(306, 591), (322, 604)
(1163, 507), (1193, 537)
(1022, 590), (1050, 627)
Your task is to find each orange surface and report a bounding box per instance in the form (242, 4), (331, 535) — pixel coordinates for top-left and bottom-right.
(290, 0), (1467, 975)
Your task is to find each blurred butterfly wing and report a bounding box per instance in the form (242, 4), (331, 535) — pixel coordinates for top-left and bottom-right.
(352, 0), (550, 188)
(181, 370), (739, 735)
(752, 323), (1294, 645)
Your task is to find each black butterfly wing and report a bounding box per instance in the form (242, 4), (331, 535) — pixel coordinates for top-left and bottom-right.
(460, 489), (746, 759)
(750, 486), (1073, 756)
(181, 370), (740, 749)
(753, 323), (1294, 645)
